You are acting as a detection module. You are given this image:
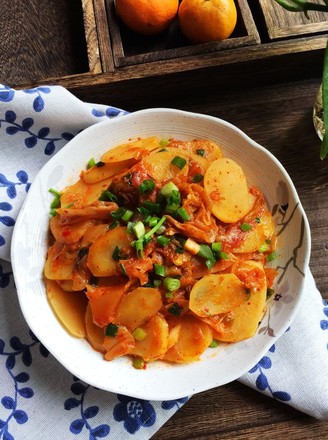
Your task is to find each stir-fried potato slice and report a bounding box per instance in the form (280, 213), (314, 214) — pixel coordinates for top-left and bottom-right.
(100, 137), (160, 162)
(162, 315), (212, 363)
(114, 287), (162, 331)
(132, 314), (169, 362)
(233, 211), (275, 253)
(103, 326), (135, 361)
(44, 242), (78, 280)
(82, 160), (134, 184)
(142, 150), (189, 182)
(214, 261), (267, 342)
(46, 279), (87, 338)
(169, 139), (222, 162)
(80, 224), (110, 248)
(85, 282), (127, 327)
(87, 226), (132, 277)
(85, 303), (105, 353)
(189, 273), (248, 317)
(50, 216), (94, 245)
(60, 177), (113, 208)
(204, 158), (252, 223)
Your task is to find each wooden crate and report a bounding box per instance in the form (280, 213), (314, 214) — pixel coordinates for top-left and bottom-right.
(258, 0), (328, 40)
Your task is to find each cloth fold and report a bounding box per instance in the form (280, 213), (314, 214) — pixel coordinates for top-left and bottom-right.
(0, 85), (327, 439)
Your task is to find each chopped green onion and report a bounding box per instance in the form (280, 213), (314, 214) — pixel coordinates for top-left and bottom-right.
(209, 339), (219, 348)
(168, 302), (183, 316)
(87, 157), (96, 169)
(240, 223), (252, 232)
(144, 216), (166, 240)
(163, 277), (181, 292)
(77, 247), (89, 260)
(165, 190), (181, 213)
(95, 161), (105, 167)
(211, 242), (222, 254)
(176, 207), (190, 222)
(105, 323), (118, 337)
(65, 203), (74, 208)
(108, 220), (119, 230)
(126, 221), (136, 234)
(217, 251), (229, 260)
(258, 243), (269, 253)
(49, 188), (61, 209)
(119, 263), (127, 276)
(49, 209), (57, 217)
(266, 287), (275, 299)
(148, 216), (159, 227)
(121, 209), (134, 222)
(160, 182), (179, 198)
(98, 190), (118, 202)
(153, 279), (161, 287)
(112, 246), (121, 261)
(138, 179), (155, 194)
(159, 138), (169, 147)
(198, 244), (215, 261)
(132, 327), (147, 341)
(111, 207), (126, 219)
(133, 221), (146, 239)
(165, 292), (174, 299)
(134, 239), (144, 258)
(171, 156), (187, 170)
(255, 217), (261, 223)
(192, 174), (203, 183)
(156, 235), (170, 247)
(142, 201), (162, 214)
(132, 357), (146, 369)
(266, 251), (277, 262)
(154, 264), (165, 277)
(205, 259), (216, 269)
(196, 149), (205, 157)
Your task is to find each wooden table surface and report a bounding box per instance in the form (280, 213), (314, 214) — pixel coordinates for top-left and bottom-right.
(1, 1), (328, 439)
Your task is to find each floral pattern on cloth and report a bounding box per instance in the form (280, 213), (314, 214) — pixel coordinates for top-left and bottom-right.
(0, 85), (328, 439)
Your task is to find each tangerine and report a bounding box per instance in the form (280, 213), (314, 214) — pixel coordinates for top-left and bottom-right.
(115, 0), (179, 36)
(178, 0), (237, 44)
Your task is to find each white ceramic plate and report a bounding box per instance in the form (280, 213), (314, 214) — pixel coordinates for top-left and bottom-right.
(11, 109), (311, 400)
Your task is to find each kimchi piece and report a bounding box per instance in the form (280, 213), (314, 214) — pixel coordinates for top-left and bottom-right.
(44, 136), (278, 368)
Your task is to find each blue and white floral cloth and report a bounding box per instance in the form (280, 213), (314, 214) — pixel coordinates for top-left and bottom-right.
(0, 85), (327, 439)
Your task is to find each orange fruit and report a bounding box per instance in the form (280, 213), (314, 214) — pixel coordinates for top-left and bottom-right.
(178, 0), (237, 44)
(115, 0), (179, 36)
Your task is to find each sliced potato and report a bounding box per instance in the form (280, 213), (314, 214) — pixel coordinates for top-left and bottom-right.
(100, 137), (160, 162)
(132, 314), (169, 362)
(141, 150), (189, 182)
(169, 139), (222, 162)
(85, 303), (105, 353)
(162, 315), (212, 363)
(215, 261), (267, 342)
(60, 177), (113, 208)
(103, 326), (135, 361)
(86, 282), (127, 327)
(50, 216), (94, 244)
(44, 243), (77, 280)
(189, 273), (249, 317)
(87, 226), (132, 277)
(233, 211), (275, 254)
(204, 158), (252, 223)
(46, 279), (87, 338)
(114, 287), (162, 331)
(82, 160), (133, 184)
(80, 224), (110, 248)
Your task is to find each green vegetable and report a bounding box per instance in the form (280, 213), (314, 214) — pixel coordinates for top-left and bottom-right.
(121, 209), (134, 222)
(138, 179), (155, 194)
(132, 327), (147, 341)
(266, 251), (277, 262)
(154, 264), (165, 277)
(192, 174), (203, 183)
(111, 207), (126, 219)
(133, 221), (146, 239)
(196, 149), (205, 156)
(49, 188), (61, 210)
(105, 323), (118, 337)
(168, 302), (183, 316)
(176, 207), (190, 222)
(171, 156), (187, 170)
(209, 339), (219, 348)
(87, 157), (96, 169)
(132, 357), (146, 369)
(112, 246), (121, 261)
(98, 190), (118, 202)
(163, 277), (181, 292)
(240, 223), (252, 232)
(156, 235), (170, 247)
(160, 181), (179, 197)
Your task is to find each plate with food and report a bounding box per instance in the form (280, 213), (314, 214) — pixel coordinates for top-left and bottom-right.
(11, 108), (311, 400)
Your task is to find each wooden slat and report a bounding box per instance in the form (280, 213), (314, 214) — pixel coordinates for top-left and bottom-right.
(92, 0), (115, 71)
(258, 0), (328, 39)
(81, 0), (102, 73)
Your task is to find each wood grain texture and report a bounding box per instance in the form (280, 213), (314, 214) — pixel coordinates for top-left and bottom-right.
(81, 0), (102, 73)
(258, 0), (328, 39)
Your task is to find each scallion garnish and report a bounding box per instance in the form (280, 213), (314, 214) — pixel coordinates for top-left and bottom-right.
(258, 243), (269, 253)
(105, 323), (118, 337)
(98, 190), (118, 202)
(163, 277), (181, 292)
(240, 223), (252, 231)
(132, 357), (146, 369)
(121, 209), (134, 222)
(138, 179), (155, 195)
(209, 339), (219, 348)
(154, 264), (165, 277)
(159, 138), (169, 148)
(49, 188), (61, 210)
(266, 251), (277, 262)
(111, 207), (126, 219)
(168, 302), (183, 316)
(133, 221), (146, 239)
(142, 201), (162, 214)
(95, 161), (105, 167)
(156, 235), (170, 247)
(112, 246), (121, 261)
(108, 220), (119, 230)
(176, 207), (190, 222)
(266, 287), (275, 299)
(87, 157), (96, 169)
(192, 174), (203, 183)
(148, 216), (159, 228)
(171, 156), (187, 170)
(132, 327), (147, 341)
(160, 181), (179, 198)
(196, 149), (205, 157)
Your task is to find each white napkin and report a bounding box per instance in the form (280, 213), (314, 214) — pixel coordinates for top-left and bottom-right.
(0, 85), (327, 439)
